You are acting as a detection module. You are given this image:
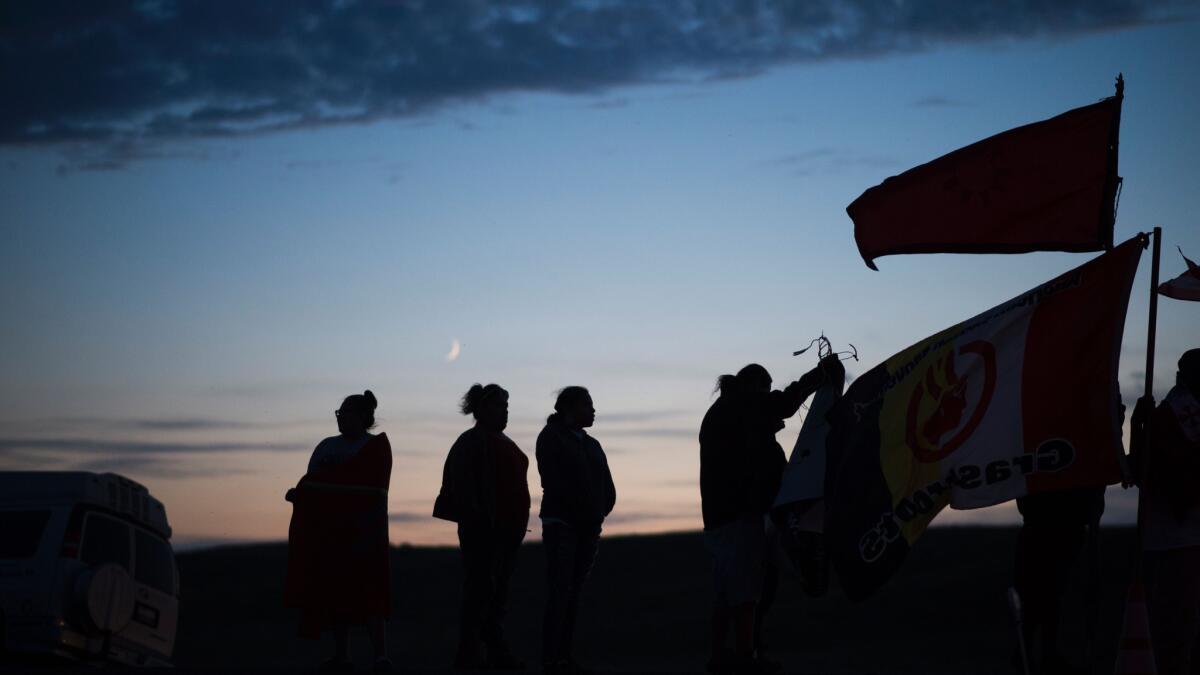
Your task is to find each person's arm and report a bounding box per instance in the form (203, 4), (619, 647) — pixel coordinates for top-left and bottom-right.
(535, 428), (562, 515)
(1128, 396), (1154, 485)
(768, 353), (844, 415)
(770, 359), (831, 418)
(595, 440), (617, 518)
(1152, 403), (1200, 515)
(378, 435), (393, 490)
(289, 439), (331, 501)
(306, 438), (331, 474)
(540, 427), (590, 525)
(1158, 404), (1200, 475)
(450, 432), (488, 525)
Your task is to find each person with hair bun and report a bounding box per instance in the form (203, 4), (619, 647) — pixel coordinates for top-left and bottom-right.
(285, 390), (393, 671)
(700, 358), (841, 674)
(433, 383), (530, 669)
(536, 386), (616, 674)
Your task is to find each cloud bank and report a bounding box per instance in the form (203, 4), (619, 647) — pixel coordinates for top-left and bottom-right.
(0, 437), (299, 455)
(0, 436), (302, 478)
(2, 0), (1186, 162)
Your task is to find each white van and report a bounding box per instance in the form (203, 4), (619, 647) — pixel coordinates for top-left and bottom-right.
(0, 472), (178, 666)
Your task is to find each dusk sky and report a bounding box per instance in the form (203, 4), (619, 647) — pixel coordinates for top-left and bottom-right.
(2, 1), (1198, 548)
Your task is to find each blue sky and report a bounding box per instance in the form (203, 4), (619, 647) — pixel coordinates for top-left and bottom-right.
(1, 1), (1198, 546)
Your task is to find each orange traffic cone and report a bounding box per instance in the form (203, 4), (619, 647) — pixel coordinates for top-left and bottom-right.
(1114, 581), (1156, 675)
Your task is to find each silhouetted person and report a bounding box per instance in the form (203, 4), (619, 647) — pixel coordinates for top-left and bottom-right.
(700, 360), (835, 674)
(1012, 487), (1105, 674)
(1010, 395), (1119, 675)
(1134, 349), (1200, 675)
(433, 383), (530, 669)
(284, 390), (392, 672)
(537, 386), (616, 674)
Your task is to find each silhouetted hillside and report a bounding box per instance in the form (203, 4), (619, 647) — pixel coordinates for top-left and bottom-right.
(174, 527), (1137, 673)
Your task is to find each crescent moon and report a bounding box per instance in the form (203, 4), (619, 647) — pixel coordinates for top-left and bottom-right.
(446, 339), (461, 362)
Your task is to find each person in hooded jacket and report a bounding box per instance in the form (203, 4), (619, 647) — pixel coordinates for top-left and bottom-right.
(536, 386), (616, 674)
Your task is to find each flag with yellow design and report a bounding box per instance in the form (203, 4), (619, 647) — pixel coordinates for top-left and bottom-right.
(824, 236), (1143, 601)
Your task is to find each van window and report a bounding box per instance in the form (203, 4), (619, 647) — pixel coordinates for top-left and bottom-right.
(80, 514), (131, 569)
(0, 510), (50, 559)
(134, 529), (175, 594)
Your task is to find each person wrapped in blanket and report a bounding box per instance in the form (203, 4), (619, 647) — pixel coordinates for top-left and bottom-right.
(285, 390), (392, 672)
(433, 383), (531, 669)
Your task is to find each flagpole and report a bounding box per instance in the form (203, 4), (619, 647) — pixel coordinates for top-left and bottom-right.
(1136, 226), (1161, 556)
(1102, 74), (1124, 249)
(1144, 226), (1161, 402)
(1111, 228), (1163, 675)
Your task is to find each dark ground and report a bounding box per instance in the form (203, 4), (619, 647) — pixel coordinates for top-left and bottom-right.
(168, 527), (1138, 674)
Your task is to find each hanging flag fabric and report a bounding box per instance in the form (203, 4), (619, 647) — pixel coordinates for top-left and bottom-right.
(1158, 248), (1200, 301)
(771, 375), (844, 596)
(847, 87), (1122, 270)
(824, 237), (1143, 601)
(775, 376), (845, 511)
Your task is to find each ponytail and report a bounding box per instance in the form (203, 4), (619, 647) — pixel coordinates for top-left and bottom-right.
(713, 364), (771, 397)
(713, 374), (737, 396)
(460, 383), (507, 417)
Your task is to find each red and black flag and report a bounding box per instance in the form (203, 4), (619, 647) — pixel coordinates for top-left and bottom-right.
(824, 237), (1143, 600)
(847, 81), (1123, 270)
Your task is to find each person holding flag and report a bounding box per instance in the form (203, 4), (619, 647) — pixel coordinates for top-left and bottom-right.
(699, 357), (839, 674)
(1133, 349), (1200, 675)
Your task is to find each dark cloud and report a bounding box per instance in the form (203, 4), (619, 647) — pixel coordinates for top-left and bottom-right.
(602, 509), (698, 526)
(655, 478), (699, 488)
(2, 0), (1186, 168)
(388, 512), (429, 523)
(0, 435), (288, 479)
(760, 147), (899, 176)
(52, 140), (239, 175)
(71, 454), (251, 479)
(0, 437), (300, 455)
(586, 97), (631, 110)
(600, 408), (692, 424)
(765, 148), (836, 163)
(173, 536), (273, 552)
(913, 95), (970, 108)
(0, 416), (283, 432)
(599, 427), (696, 440)
(132, 418), (258, 431)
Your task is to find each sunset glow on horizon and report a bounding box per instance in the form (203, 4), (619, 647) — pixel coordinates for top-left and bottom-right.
(2, 2), (1198, 549)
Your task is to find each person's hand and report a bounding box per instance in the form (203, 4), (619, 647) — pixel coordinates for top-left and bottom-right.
(819, 354), (845, 385)
(1131, 395), (1154, 430)
(797, 366), (825, 392)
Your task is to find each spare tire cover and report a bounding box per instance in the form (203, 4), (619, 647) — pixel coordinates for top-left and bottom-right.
(77, 563), (135, 633)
